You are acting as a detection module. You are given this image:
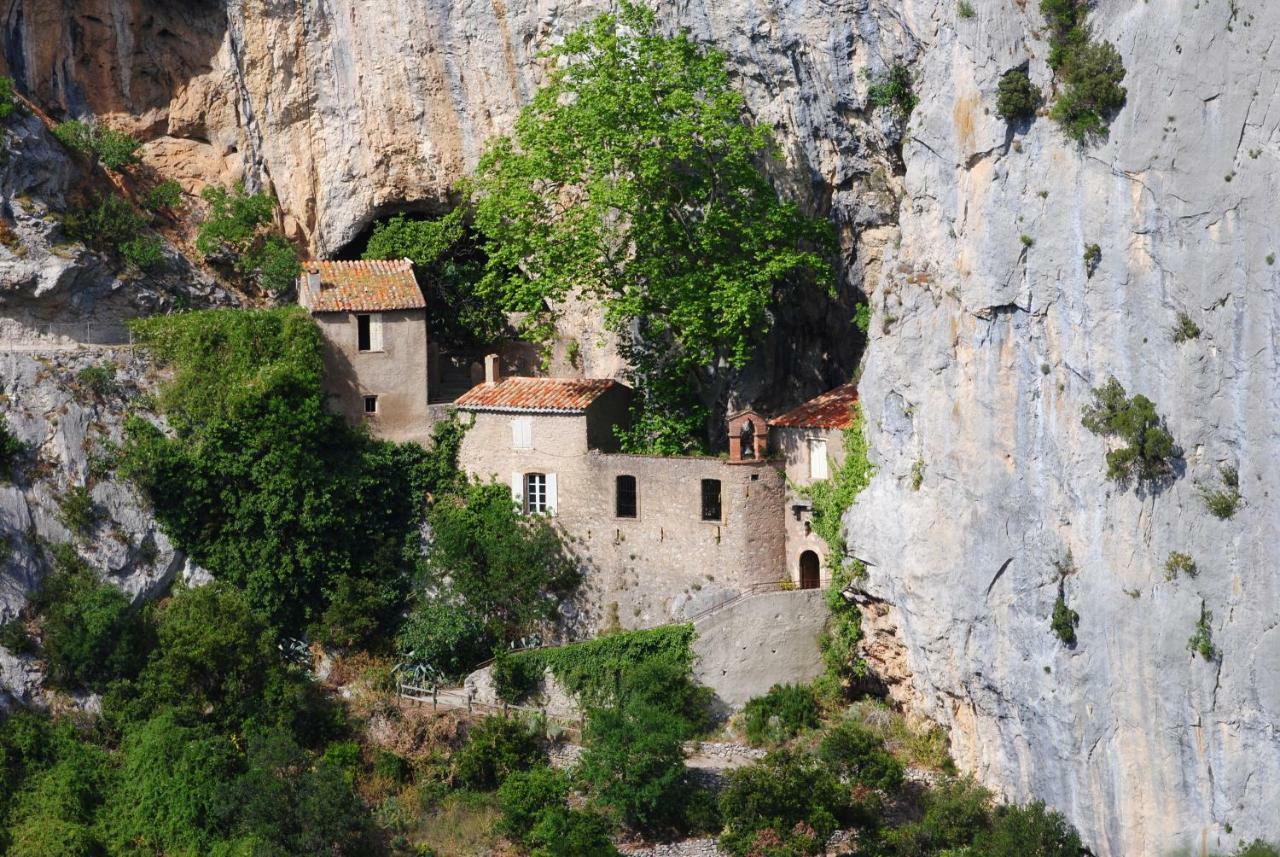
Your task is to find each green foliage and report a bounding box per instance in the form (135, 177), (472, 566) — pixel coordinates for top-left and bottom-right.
(397, 596), (492, 681)
(75, 363), (118, 400)
(1050, 594), (1079, 646)
(868, 65), (919, 120)
(145, 179), (184, 212)
(1020, 233), (1035, 248)
(35, 548), (147, 689)
(1171, 311), (1201, 343)
(1188, 604), (1218, 661)
(0, 76), (16, 120)
(1083, 242), (1102, 276)
(0, 617), (36, 655)
(957, 1), (976, 18)
(853, 302), (872, 333)
(57, 485), (99, 535)
(363, 209), (505, 346)
(742, 683), (821, 747)
(1164, 551), (1198, 581)
(122, 308), (460, 642)
(121, 234), (165, 271)
(470, 4), (833, 452)
(452, 715), (545, 790)
(718, 749), (849, 857)
(911, 458), (925, 491)
(804, 404), (874, 562)
(52, 119), (141, 169)
(1040, 0), (1127, 143)
(197, 184), (301, 295)
(527, 807), (620, 857)
(816, 720), (904, 792)
(971, 800), (1083, 857)
(1081, 376), (1177, 487)
(996, 69), (1040, 120)
(1228, 843), (1280, 857)
(64, 191), (148, 250)
(498, 765), (571, 842)
(0, 417), (27, 481)
(509, 623), (697, 709)
(493, 649), (542, 703)
(1199, 465), (1241, 519)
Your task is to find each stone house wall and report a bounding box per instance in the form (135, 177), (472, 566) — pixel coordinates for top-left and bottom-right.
(312, 308), (431, 444)
(772, 424), (847, 585)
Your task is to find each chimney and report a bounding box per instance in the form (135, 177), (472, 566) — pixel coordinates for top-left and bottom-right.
(484, 354), (501, 386)
(300, 266), (322, 305)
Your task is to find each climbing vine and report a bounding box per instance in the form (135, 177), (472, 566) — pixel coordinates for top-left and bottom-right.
(803, 404), (875, 565)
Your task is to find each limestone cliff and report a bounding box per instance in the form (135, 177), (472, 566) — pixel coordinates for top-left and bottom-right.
(3, 1), (1279, 854)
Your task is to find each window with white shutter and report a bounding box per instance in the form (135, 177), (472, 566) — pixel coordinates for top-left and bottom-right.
(545, 473), (557, 516)
(511, 418), (533, 449)
(368, 313), (384, 351)
(524, 473), (548, 514)
(511, 471), (524, 507)
(808, 438), (829, 481)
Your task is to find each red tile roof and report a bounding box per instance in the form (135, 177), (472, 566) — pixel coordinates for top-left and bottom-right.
(769, 384), (859, 429)
(455, 377), (623, 413)
(300, 259), (426, 312)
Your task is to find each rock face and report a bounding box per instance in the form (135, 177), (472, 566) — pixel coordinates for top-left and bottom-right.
(4, 1), (1280, 854)
(848, 1), (1280, 854)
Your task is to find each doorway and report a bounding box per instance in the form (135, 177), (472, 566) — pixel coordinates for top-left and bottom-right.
(799, 550), (820, 590)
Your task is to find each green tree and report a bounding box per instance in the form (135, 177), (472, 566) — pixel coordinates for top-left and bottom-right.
(996, 69), (1041, 120)
(1039, 0), (1126, 143)
(816, 720), (904, 792)
(742, 683), (821, 747)
(363, 208), (506, 345)
(53, 119), (142, 169)
(972, 800), (1083, 857)
(471, 4), (832, 452)
(452, 715), (545, 790)
(718, 749), (849, 857)
(197, 184), (301, 294)
(497, 765), (571, 842)
(1081, 376), (1177, 487)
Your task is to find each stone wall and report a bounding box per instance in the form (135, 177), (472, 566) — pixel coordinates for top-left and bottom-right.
(311, 308), (432, 445)
(773, 425), (848, 585)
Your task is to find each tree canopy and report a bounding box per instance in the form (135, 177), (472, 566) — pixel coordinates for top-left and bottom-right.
(470, 4), (833, 452)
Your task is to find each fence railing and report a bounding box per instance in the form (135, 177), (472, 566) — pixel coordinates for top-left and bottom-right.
(397, 681), (585, 737)
(0, 322), (134, 349)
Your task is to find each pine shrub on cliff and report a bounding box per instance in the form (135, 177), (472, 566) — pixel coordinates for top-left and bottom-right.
(1081, 376), (1177, 488)
(1040, 0), (1127, 142)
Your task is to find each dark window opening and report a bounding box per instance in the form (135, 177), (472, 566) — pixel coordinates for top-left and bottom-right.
(616, 475), (637, 518)
(701, 479), (722, 521)
(363, 395), (378, 414)
(740, 419), (756, 459)
(357, 314), (372, 351)
(799, 550), (821, 589)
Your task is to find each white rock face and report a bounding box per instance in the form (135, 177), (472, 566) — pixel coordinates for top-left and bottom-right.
(848, 1), (1280, 854)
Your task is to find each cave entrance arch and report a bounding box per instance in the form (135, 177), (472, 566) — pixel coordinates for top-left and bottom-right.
(799, 550), (820, 590)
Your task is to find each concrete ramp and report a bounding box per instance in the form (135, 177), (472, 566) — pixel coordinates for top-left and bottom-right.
(691, 588), (829, 711)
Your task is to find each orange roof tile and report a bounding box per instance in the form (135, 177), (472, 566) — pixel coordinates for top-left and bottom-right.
(769, 384), (859, 429)
(455, 377), (623, 413)
(300, 259), (426, 312)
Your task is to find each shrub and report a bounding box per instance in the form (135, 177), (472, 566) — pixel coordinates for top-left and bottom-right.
(497, 765), (570, 842)
(971, 800), (1083, 857)
(57, 485), (99, 536)
(51, 120), (96, 156)
(996, 69), (1040, 120)
(527, 807), (619, 857)
(742, 683), (821, 747)
(145, 179), (184, 212)
(493, 649), (542, 704)
(718, 749), (849, 857)
(1050, 595), (1079, 646)
(1171, 311), (1201, 343)
(75, 364), (118, 401)
(1199, 465), (1241, 519)
(1, 418), (27, 481)
(1081, 376), (1177, 487)
(121, 234), (165, 271)
(1164, 551), (1197, 581)
(915, 776), (994, 850)
(0, 77), (16, 121)
(1188, 604), (1217, 661)
(64, 192), (147, 250)
(196, 184), (300, 295)
(397, 597), (491, 681)
(816, 720), (904, 792)
(453, 715), (544, 790)
(0, 618), (36, 655)
(957, 0), (976, 18)
(52, 119), (141, 170)
(1048, 40), (1127, 143)
(1083, 242), (1101, 276)
(868, 65), (918, 119)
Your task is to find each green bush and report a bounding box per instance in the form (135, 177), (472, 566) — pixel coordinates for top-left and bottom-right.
(1, 418), (27, 481)
(1171, 311), (1201, 343)
(497, 765), (571, 842)
(493, 649), (542, 703)
(57, 485), (99, 536)
(75, 363), (118, 400)
(1199, 465), (1241, 519)
(916, 776), (994, 850)
(1050, 594), (1079, 646)
(1083, 242), (1102, 276)
(742, 683), (821, 747)
(397, 596), (492, 681)
(1164, 551), (1197, 581)
(121, 234), (165, 271)
(52, 119), (141, 170)
(0, 617), (37, 655)
(816, 720), (904, 792)
(718, 749), (849, 857)
(0, 76), (16, 120)
(34, 545), (147, 690)
(145, 179), (184, 212)
(1040, 0), (1127, 143)
(1187, 604), (1217, 661)
(196, 184), (301, 295)
(64, 192), (147, 250)
(527, 807), (620, 857)
(996, 69), (1041, 120)
(453, 715), (544, 790)
(868, 65), (918, 119)
(1081, 376), (1177, 487)
(971, 800), (1083, 857)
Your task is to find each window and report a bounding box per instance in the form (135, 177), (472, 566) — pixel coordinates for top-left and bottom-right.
(363, 395), (378, 415)
(525, 472), (548, 514)
(511, 418), (532, 449)
(808, 438), (829, 480)
(700, 479), (722, 521)
(356, 313), (383, 352)
(615, 475), (637, 518)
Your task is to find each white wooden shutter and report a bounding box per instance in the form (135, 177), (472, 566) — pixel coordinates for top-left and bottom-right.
(369, 313), (384, 351)
(511, 418), (532, 449)
(809, 439), (829, 480)
(511, 471), (524, 509)
(545, 472), (558, 516)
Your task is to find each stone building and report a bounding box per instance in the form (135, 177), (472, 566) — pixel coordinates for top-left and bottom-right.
(455, 358), (787, 629)
(769, 384), (859, 588)
(298, 259), (431, 443)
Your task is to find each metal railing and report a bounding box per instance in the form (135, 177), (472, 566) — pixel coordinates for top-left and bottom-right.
(0, 322), (134, 349)
(397, 681), (585, 736)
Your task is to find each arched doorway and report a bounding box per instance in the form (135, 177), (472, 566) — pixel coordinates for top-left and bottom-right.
(799, 551), (820, 590)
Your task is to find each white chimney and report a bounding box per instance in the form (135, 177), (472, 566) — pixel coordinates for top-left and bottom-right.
(484, 354), (501, 386)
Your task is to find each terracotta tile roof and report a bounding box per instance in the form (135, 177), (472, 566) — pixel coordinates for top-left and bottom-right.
(769, 384), (859, 429)
(455, 377), (622, 413)
(300, 259), (426, 312)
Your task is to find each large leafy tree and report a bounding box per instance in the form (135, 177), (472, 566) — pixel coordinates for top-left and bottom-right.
(470, 4), (833, 452)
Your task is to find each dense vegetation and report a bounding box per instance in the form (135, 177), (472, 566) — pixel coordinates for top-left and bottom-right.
(1081, 376), (1177, 488)
(63, 192), (165, 271)
(1040, 0), (1127, 142)
(0, 77), (16, 121)
(52, 119), (141, 171)
(196, 184), (301, 295)
(469, 3), (833, 452)
(995, 68), (1041, 121)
